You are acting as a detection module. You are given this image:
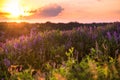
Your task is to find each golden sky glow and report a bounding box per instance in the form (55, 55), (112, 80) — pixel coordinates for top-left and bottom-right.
(1, 0), (31, 19)
(0, 0), (120, 23)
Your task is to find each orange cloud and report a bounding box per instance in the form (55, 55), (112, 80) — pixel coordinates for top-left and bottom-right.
(0, 12), (10, 17)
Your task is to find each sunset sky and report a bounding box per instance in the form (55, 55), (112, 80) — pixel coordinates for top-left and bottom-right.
(0, 0), (120, 23)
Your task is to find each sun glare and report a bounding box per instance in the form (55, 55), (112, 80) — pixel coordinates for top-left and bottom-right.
(2, 0), (30, 18)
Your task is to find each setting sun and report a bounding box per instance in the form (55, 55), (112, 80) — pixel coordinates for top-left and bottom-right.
(2, 0), (31, 18)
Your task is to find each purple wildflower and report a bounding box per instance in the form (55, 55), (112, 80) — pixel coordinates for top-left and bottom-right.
(5, 48), (8, 53)
(33, 38), (37, 45)
(2, 44), (9, 54)
(3, 58), (11, 67)
(1, 78), (4, 80)
(89, 27), (92, 34)
(107, 31), (112, 40)
(23, 45), (27, 50)
(118, 35), (120, 41)
(37, 35), (41, 41)
(113, 31), (118, 43)
(19, 35), (25, 42)
(14, 43), (19, 49)
(28, 41), (32, 48)
(92, 34), (97, 40)
(30, 27), (37, 37)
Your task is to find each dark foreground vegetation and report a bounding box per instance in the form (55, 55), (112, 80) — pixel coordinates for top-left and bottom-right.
(0, 22), (120, 80)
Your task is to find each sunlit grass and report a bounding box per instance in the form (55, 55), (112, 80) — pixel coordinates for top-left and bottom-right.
(0, 23), (120, 80)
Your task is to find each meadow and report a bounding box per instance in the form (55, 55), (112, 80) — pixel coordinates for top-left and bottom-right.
(0, 22), (120, 80)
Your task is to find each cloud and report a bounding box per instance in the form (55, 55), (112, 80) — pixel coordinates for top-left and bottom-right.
(0, 12), (10, 20)
(0, 12), (10, 17)
(39, 4), (64, 17)
(97, 0), (100, 1)
(115, 10), (120, 14)
(26, 4), (64, 19)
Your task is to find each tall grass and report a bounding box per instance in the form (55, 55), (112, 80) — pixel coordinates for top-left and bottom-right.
(0, 24), (120, 80)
